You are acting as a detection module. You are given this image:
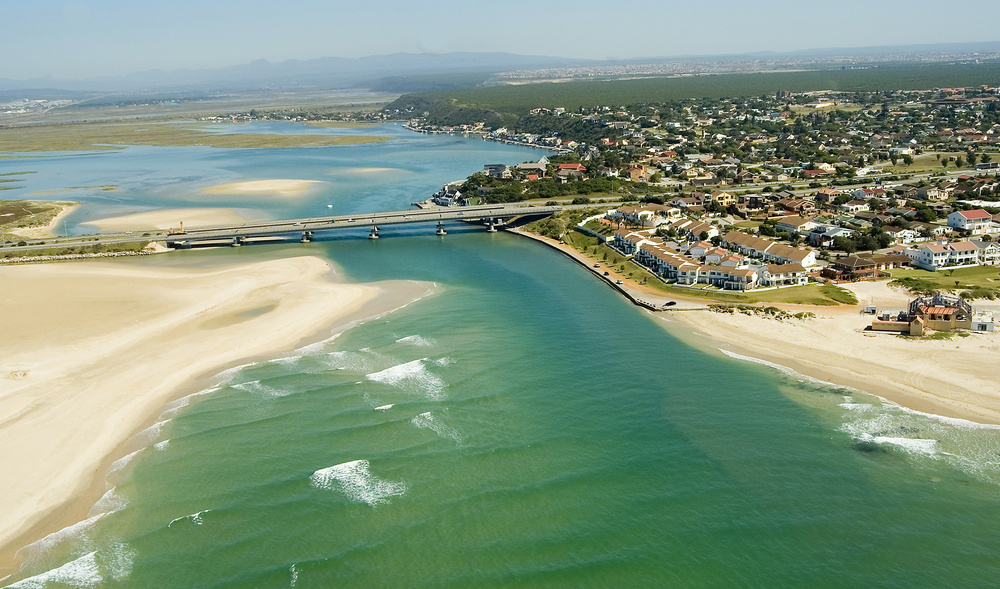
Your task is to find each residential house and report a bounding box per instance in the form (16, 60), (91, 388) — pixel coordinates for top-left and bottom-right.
(774, 216), (818, 235)
(947, 209), (993, 234)
(840, 199), (871, 213)
(758, 263), (809, 286)
(905, 241), (981, 271)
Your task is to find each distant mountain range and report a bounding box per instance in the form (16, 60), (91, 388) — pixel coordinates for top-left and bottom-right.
(3, 42), (1000, 96)
(0, 53), (593, 94)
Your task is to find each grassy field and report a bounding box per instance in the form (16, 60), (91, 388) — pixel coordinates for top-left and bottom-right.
(0, 122), (394, 152)
(887, 266), (1000, 299)
(0, 200), (72, 233)
(561, 230), (857, 306)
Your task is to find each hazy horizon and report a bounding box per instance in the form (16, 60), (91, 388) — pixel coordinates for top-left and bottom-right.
(3, 0), (999, 81)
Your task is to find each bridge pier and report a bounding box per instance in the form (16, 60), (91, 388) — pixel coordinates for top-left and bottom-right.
(436, 222), (447, 236)
(231, 236), (243, 247)
(368, 225), (379, 239)
(486, 218), (497, 233)
(300, 231), (314, 243)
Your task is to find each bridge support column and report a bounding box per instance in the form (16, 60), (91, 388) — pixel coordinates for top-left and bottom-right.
(300, 231), (313, 243)
(231, 236), (243, 247)
(369, 225), (379, 239)
(436, 222), (447, 236)
(486, 218), (497, 233)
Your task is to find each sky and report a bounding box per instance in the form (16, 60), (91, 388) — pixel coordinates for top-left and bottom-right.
(1, 0), (996, 80)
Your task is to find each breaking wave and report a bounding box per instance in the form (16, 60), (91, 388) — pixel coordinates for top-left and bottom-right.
(395, 335), (436, 347)
(366, 359), (445, 399)
(309, 460), (407, 505)
(411, 411), (462, 443)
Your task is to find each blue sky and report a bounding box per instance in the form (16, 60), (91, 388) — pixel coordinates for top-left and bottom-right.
(1, 0), (995, 79)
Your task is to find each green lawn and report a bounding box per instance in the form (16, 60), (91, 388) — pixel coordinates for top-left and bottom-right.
(887, 266), (1000, 290)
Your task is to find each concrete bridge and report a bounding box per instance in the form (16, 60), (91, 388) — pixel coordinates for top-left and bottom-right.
(163, 203), (561, 248)
(3, 203), (567, 254)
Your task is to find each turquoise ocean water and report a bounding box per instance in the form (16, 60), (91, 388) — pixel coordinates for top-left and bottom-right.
(4, 126), (1000, 588)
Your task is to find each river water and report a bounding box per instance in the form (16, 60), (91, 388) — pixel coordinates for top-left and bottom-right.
(4, 124), (1000, 588)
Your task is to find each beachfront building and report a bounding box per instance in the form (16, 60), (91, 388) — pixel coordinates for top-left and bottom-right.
(947, 209), (994, 235)
(611, 231), (654, 255)
(757, 263), (809, 286)
(723, 231), (819, 267)
(707, 267), (759, 291)
(905, 241), (983, 271)
(909, 294), (973, 331)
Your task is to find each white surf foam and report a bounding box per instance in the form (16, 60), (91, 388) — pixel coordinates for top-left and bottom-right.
(309, 460), (406, 505)
(290, 563), (300, 587)
(6, 551), (101, 589)
(168, 509), (210, 527)
(105, 542), (136, 581)
(432, 357), (454, 367)
(411, 411), (462, 443)
(154, 439), (170, 451)
(366, 359), (445, 399)
(157, 387), (219, 421)
(395, 335), (436, 347)
(13, 515), (105, 574)
(722, 348), (1000, 483)
(105, 448), (143, 484)
(89, 487), (127, 518)
(374, 404), (394, 411)
(232, 380), (289, 398)
(127, 419), (171, 450)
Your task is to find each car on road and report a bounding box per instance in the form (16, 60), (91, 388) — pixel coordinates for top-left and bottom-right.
(616, 280), (623, 285)
(593, 263), (600, 268)
(348, 218), (355, 222)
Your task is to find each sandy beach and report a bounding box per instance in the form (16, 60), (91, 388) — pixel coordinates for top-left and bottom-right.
(201, 179), (323, 196)
(661, 280), (1000, 425)
(82, 207), (264, 231)
(514, 229), (1000, 424)
(8, 203), (79, 240)
(0, 257), (430, 575)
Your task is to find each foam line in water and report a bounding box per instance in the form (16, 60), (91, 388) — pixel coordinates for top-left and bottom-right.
(374, 404), (394, 411)
(395, 335), (436, 347)
(309, 460), (406, 505)
(721, 349), (1000, 430)
(89, 487), (128, 518)
(13, 514), (105, 574)
(154, 439), (170, 451)
(411, 411), (462, 443)
(366, 359), (445, 399)
(722, 349), (1000, 483)
(5, 551), (102, 589)
(168, 509), (210, 527)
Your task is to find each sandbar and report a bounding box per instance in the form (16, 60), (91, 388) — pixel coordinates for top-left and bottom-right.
(82, 207), (263, 231)
(0, 257), (429, 576)
(8, 203), (79, 240)
(661, 281), (1000, 425)
(201, 179), (324, 197)
(351, 167), (398, 174)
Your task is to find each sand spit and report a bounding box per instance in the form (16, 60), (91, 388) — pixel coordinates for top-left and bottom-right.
(200, 179), (323, 197)
(0, 257), (382, 572)
(82, 208), (263, 231)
